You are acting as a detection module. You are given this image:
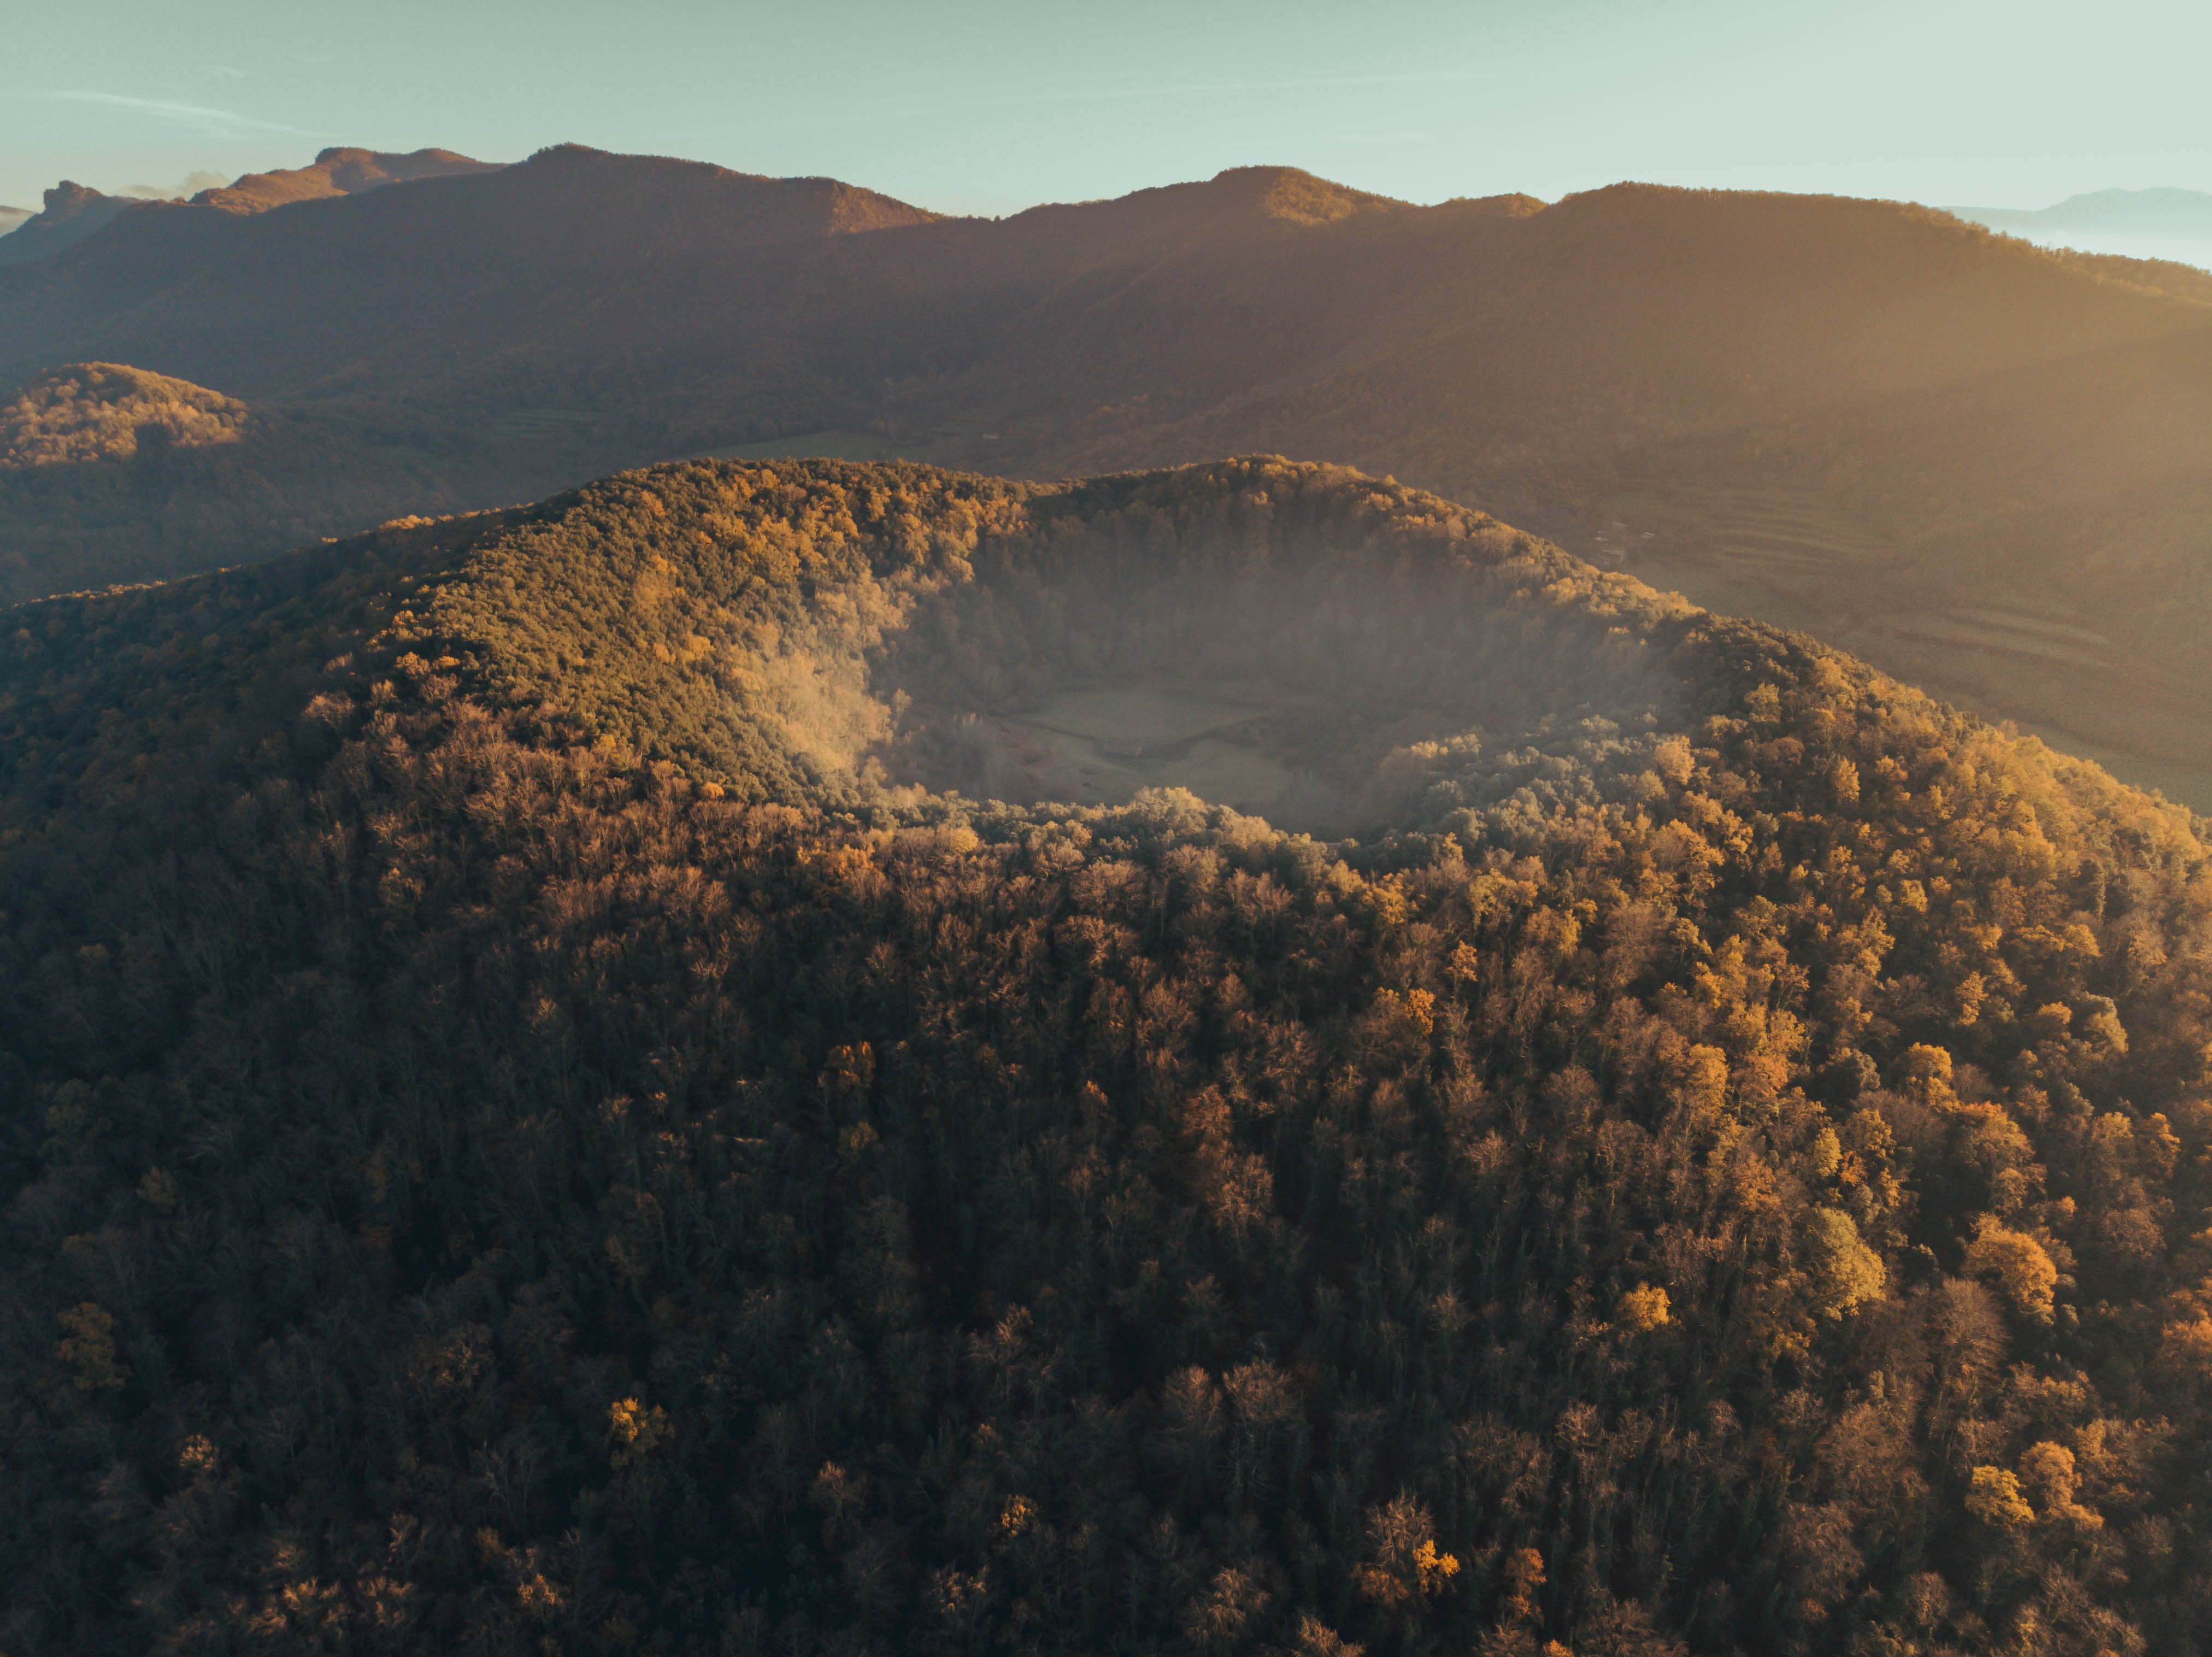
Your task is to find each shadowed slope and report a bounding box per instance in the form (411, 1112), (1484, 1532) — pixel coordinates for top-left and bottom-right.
(0, 145), (946, 397)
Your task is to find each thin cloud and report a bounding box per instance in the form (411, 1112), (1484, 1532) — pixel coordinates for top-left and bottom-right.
(24, 90), (311, 138)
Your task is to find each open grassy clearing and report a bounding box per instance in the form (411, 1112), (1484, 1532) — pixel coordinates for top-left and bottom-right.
(945, 685), (1301, 816)
(1882, 611), (2113, 671)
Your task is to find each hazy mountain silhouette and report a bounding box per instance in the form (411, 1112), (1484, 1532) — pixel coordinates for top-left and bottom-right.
(1952, 186), (2212, 235)
(1946, 189), (2212, 281)
(5, 145), (2212, 800)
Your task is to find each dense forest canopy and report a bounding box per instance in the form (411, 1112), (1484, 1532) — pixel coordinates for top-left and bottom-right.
(3, 146), (2211, 803)
(7, 457), (2212, 1655)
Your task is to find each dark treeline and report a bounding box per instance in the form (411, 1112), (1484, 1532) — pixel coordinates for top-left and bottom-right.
(5, 460), (2212, 1654)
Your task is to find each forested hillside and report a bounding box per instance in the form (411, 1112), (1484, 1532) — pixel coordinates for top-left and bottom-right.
(7, 457), (2212, 1654)
(2, 363), (246, 469)
(4, 146), (2212, 802)
(0, 363), (597, 605)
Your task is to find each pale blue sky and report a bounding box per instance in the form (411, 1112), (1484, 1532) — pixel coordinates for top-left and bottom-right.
(4, 0), (2208, 219)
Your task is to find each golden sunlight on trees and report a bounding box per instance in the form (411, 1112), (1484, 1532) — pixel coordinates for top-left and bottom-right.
(607, 1397), (670, 1469)
(177, 1436), (220, 1479)
(8, 459), (2212, 1653)
(2018, 1441), (2102, 1531)
(1966, 1466), (2037, 1529)
(1354, 1496), (1460, 1608)
(1291, 1612), (1364, 1657)
(1500, 1547), (1548, 1624)
(0, 363), (246, 469)
(1617, 1284), (1672, 1332)
(1964, 1216), (2060, 1321)
(1804, 1207), (1885, 1318)
(2160, 1313), (2212, 1382)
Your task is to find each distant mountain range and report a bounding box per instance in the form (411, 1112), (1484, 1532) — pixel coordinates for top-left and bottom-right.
(191, 144), (502, 214)
(5, 145), (2212, 805)
(0, 147), (504, 266)
(1946, 187), (2212, 274)
(1950, 185), (2212, 234)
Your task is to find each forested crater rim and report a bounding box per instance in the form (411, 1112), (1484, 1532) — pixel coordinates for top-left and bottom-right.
(10, 455), (2212, 1655)
(7, 454), (2196, 857)
(346, 455), (1749, 841)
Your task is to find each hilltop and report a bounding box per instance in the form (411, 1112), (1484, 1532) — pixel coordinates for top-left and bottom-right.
(0, 361), (586, 604)
(0, 362), (247, 468)
(0, 180), (139, 266)
(6, 456), (2212, 1654)
(189, 145), (502, 214)
(5, 150), (2212, 803)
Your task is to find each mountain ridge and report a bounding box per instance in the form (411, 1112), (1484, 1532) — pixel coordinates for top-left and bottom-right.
(188, 144), (503, 214)
(7, 148), (2212, 805)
